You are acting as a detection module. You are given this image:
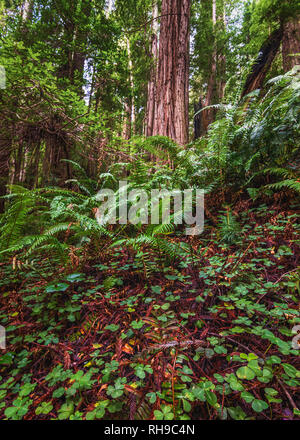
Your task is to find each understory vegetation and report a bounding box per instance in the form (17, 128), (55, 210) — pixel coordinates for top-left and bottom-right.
(1, 67), (300, 421)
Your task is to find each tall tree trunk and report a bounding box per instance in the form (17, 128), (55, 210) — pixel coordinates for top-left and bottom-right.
(202, 0), (217, 134)
(195, 0), (228, 138)
(0, 138), (11, 212)
(122, 100), (132, 140)
(194, 98), (203, 140)
(282, 15), (300, 72)
(152, 0), (190, 145)
(218, 2), (227, 100)
(127, 37), (136, 136)
(146, 1), (159, 137)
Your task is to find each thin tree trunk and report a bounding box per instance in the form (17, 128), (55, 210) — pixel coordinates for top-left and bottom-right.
(146, 1), (159, 137)
(202, 0), (217, 134)
(122, 100), (132, 140)
(127, 38), (136, 136)
(152, 0), (190, 145)
(0, 140), (10, 212)
(218, 3), (227, 100)
(194, 98), (202, 140)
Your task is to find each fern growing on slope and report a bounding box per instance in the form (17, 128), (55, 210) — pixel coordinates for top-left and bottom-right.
(0, 184), (111, 261)
(195, 66), (300, 192)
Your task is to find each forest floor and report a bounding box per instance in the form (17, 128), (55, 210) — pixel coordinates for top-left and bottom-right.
(0, 193), (299, 420)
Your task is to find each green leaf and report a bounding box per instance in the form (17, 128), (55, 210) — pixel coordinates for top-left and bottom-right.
(182, 365), (193, 375)
(58, 402), (74, 420)
(105, 324), (120, 332)
(205, 391), (217, 407)
(4, 407), (18, 418)
(131, 320), (144, 329)
(52, 387), (65, 398)
(241, 391), (255, 403)
(153, 410), (164, 420)
(151, 286), (162, 294)
(251, 399), (268, 413)
(236, 366), (256, 380)
(214, 345), (227, 354)
(35, 401), (53, 415)
(45, 283), (69, 293)
(65, 273), (85, 282)
(282, 363), (298, 378)
(183, 399), (192, 412)
(146, 392), (157, 404)
(228, 406), (247, 420)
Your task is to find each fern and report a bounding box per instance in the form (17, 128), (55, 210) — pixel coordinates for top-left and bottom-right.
(266, 179), (300, 195)
(218, 208), (241, 245)
(0, 182), (111, 261)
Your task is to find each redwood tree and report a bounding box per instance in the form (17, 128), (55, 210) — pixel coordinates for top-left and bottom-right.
(151, 0), (191, 145)
(282, 15), (300, 72)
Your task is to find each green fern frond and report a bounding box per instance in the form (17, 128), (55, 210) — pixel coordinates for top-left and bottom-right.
(266, 179), (300, 194)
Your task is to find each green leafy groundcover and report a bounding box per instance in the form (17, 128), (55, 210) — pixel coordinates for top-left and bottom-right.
(0, 201), (299, 420)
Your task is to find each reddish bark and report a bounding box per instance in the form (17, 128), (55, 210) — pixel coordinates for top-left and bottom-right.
(282, 16), (300, 72)
(152, 0), (191, 145)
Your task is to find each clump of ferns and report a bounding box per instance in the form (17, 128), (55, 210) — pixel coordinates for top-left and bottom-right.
(0, 185), (112, 262)
(117, 135), (202, 189)
(262, 168), (300, 196)
(245, 165), (300, 200)
(130, 135), (179, 162)
(195, 67), (300, 189)
(104, 135), (217, 191)
(239, 70), (299, 174)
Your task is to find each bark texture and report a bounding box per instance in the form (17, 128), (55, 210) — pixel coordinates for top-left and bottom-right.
(152, 0), (191, 145)
(282, 15), (300, 72)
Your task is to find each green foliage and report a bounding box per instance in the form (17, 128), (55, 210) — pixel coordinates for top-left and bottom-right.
(195, 67), (300, 194)
(0, 0), (300, 424)
(0, 183), (112, 261)
(217, 207), (242, 244)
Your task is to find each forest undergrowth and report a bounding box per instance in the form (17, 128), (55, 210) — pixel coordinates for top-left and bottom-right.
(0, 191), (299, 420)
